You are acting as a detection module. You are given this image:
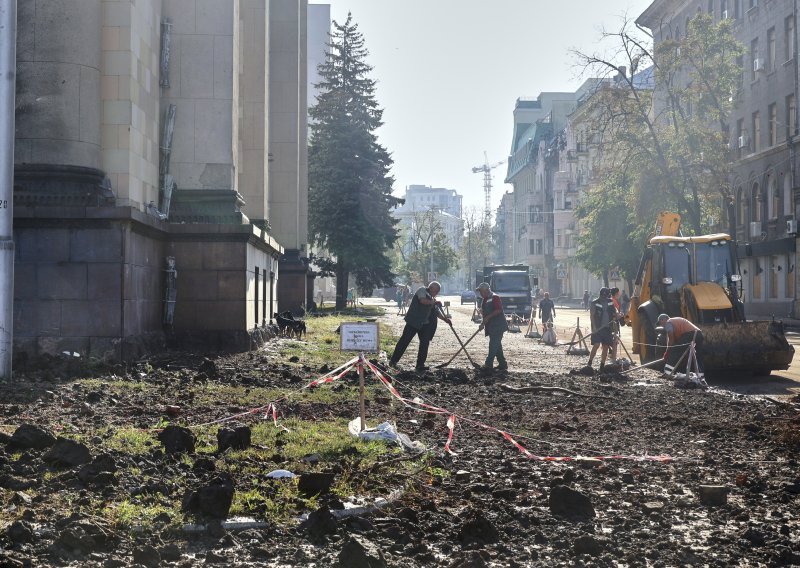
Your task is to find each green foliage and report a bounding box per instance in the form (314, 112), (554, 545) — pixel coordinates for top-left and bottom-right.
(393, 209), (459, 282)
(578, 14), (744, 234)
(574, 172), (643, 285)
(308, 14), (400, 308)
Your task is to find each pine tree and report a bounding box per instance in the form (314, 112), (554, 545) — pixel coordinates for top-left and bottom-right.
(309, 14), (401, 309)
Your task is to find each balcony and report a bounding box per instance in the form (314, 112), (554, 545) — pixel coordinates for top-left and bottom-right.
(566, 150), (578, 162)
(576, 142), (588, 154)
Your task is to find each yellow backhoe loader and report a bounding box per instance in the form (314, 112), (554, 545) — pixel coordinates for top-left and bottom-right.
(628, 212), (794, 376)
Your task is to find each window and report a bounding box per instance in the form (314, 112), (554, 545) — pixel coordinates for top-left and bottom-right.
(254, 267), (259, 327)
(770, 177), (779, 219)
(556, 230), (562, 248)
(721, 0), (728, 17)
(787, 254), (795, 298)
(529, 239), (536, 255)
(752, 111), (761, 152)
(708, 0), (714, 14)
(752, 262), (762, 300)
(787, 94), (797, 139)
(785, 16), (795, 62)
(770, 256), (779, 299)
(751, 38), (759, 81)
(737, 187), (746, 227)
(734, 0), (742, 18)
(768, 27), (776, 71)
(736, 117), (745, 156)
(752, 182), (762, 222)
(535, 239), (543, 255)
(769, 103), (777, 146)
(784, 176), (793, 219)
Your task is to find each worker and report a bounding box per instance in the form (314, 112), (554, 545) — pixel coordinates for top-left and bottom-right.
(389, 281), (452, 372)
(538, 292), (556, 325)
(657, 314), (704, 375)
(609, 287), (621, 362)
(587, 287), (618, 372)
(582, 290), (591, 311)
(476, 282), (509, 372)
(395, 286), (404, 314)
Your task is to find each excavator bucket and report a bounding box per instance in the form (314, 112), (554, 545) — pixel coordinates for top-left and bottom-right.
(698, 320), (794, 377)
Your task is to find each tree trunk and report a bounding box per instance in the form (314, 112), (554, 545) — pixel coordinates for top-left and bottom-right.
(335, 265), (349, 310)
(602, 270), (609, 288)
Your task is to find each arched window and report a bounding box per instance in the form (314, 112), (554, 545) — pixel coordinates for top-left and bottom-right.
(769, 176), (779, 219)
(751, 182), (761, 222)
(737, 186), (747, 227)
(784, 175), (793, 218)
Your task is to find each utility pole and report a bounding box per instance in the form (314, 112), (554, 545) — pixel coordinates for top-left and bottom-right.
(0, 0), (16, 380)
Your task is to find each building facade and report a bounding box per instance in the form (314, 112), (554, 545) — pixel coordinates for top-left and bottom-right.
(638, 0), (799, 318)
(13, 0), (309, 361)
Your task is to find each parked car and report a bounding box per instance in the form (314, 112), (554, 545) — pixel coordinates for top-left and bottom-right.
(460, 289), (476, 305)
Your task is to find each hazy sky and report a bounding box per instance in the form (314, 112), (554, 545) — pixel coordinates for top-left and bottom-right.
(312, 0), (655, 213)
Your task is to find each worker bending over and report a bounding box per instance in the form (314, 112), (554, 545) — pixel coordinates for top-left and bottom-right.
(657, 314), (704, 376)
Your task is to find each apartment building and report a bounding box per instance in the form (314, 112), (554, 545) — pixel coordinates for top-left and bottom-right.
(638, 0), (799, 318)
(13, 0), (309, 360)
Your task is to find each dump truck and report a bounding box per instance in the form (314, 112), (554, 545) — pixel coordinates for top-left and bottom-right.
(476, 265), (532, 316)
(628, 211), (794, 376)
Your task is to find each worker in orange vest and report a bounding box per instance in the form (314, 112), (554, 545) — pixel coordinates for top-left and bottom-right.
(657, 314), (704, 376)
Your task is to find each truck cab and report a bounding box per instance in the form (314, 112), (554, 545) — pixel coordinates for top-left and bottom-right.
(479, 265), (532, 316)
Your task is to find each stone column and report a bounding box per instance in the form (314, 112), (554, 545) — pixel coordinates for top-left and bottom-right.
(15, 0), (102, 173)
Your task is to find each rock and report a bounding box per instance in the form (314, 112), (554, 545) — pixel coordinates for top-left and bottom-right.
(198, 358), (219, 379)
(9, 424), (56, 450)
(0, 475), (36, 491)
(192, 456), (216, 473)
(205, 550), (228, 564)
(698, 485), (728, 506)
(574, 534), (602, 556)
(165, 405), (181, 417)
(43, 438), (91, 467)
(338, 536), (387, 568)
(449, 550), (489, 568)
(741, 526), (767, 547)
(6, 520), (34, 545)
(132, 545), (161, 568)
(216, 426), (252, 452)
(302, 507), (338, 541)
(11, 492), (31, 506)
(0, 553), (24, 567)
(457, 509), (499, 545)
(159, 543), (181, 562)
(642, 501), (664, 513)
(77, 454), (117, 484)
(298, 472), (335, 497)
(181, 473), (234, 519)
(549, 485), (596, 518)
(158, 425), (196, 455)
(455, 470), (471, 483)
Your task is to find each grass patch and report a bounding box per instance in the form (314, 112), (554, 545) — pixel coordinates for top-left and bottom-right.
(103, 500), (179, 530)
(278, 314), (398, 369)
(102, 427), (157, 455)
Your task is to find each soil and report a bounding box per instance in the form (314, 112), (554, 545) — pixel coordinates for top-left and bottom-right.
(0, 304), (799, 567)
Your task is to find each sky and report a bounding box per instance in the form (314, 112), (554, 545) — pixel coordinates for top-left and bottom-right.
(312, 0), (655, 214)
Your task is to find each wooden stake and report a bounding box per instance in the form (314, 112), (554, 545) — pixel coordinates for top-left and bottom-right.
(358, 354), (366, 432)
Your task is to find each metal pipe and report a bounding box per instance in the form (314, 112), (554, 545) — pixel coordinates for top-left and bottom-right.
(0, 0), (16, 379)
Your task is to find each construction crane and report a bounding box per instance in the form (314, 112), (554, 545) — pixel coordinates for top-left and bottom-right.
(471, 151), (505, 220)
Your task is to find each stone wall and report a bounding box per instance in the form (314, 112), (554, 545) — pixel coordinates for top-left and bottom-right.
(101, 0), (163, 210)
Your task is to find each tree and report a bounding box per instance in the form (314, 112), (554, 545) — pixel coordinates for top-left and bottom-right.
(574, 172), (643, 291)
(308, 14), (401, 309)
(393, 210), (458, 284)
(574, 14), (744, 234)
(460, 206), (493, 288)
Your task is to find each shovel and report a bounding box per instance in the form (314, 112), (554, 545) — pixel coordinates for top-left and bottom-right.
(436, 327), (482, 369)
(445, 322), (481, 370)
